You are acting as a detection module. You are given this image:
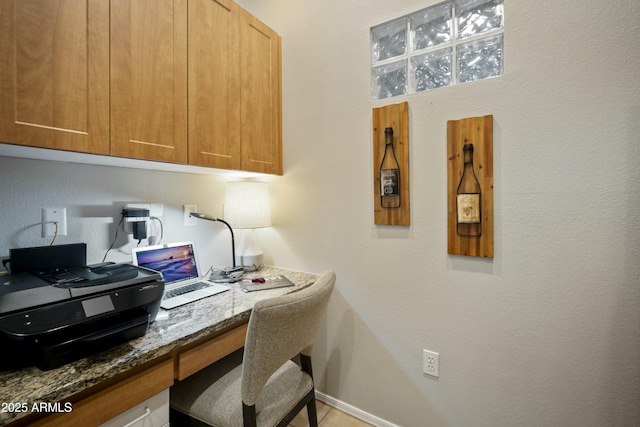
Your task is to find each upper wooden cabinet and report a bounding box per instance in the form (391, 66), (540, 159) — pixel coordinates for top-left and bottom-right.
(0, 0), (282, 174)
(188, 0), (241, 170)
(110, 0), (188, 163)
(240, 9), (283, 175)
(0, 0), (110, 154)
(188, 1), (282, 175)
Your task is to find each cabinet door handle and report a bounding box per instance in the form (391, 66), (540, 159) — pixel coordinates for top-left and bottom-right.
(121, 407), (151, 427)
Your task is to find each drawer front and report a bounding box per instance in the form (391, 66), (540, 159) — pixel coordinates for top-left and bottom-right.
(32, 359), (174, 427)
(98, 389), (169, 427)
(177, 323), (247, 380)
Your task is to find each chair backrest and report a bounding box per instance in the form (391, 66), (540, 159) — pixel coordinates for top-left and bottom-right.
(241, 270), (336, 406)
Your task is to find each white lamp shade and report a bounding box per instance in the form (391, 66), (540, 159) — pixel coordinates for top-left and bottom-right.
(224, 181), (271, 229)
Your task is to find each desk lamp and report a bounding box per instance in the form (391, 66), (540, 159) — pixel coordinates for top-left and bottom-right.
(189, 212), (243, 282)
(224, 181), (272, 271)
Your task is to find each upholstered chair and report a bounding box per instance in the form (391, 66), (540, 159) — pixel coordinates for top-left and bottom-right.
(170, 270), (336, 427)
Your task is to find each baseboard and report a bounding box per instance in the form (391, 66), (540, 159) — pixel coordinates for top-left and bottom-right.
(315, 391), (400, 427)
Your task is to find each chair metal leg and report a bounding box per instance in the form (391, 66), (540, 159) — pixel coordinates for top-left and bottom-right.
(243, 403), (257, 427)
(275, 388), (315, 427)
(300, 354), (317, 427)
(306, 397), (318, 427)
(300, 354), (313, 377)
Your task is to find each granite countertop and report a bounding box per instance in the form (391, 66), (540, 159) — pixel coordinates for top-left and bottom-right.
(0, 266), (319, 426)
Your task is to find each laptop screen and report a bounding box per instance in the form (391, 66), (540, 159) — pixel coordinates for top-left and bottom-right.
(132, 242), (200, 285)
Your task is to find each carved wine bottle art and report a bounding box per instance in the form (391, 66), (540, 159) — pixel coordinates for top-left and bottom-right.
(456, 142), (481, 236)
(380, 127), (400, 208)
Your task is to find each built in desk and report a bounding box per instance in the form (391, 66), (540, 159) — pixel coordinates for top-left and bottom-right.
(0, 266), (318, 426)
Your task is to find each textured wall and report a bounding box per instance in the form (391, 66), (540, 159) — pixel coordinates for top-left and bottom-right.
(248, 0), (640, 426)
(0, 0), (639, 425)
(0, 158), (272, 271)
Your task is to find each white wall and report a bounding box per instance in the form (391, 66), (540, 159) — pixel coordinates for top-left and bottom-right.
(0, 158), (265, 268)
(0, 0), (638, 426)
(247, 0), (640, 426)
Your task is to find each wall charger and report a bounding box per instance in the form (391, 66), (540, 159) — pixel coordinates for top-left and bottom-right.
(122, 208), (150, 222)
(132, 220), (147, 240)
(122, 207), (150, 240)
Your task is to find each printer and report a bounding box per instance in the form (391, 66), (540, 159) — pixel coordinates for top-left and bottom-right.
(0, 243), (164, 371)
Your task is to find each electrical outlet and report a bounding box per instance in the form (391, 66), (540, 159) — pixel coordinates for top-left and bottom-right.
(423, 349), (439, 377)
(150, 203), (164, 217)
(184, 205), (197, 226)
(42, 208), (67, 237)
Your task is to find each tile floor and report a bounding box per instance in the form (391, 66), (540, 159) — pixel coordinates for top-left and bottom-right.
(289, 400), (372, 427)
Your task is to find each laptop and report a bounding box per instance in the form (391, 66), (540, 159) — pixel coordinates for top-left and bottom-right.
(131, 242), (229, 309)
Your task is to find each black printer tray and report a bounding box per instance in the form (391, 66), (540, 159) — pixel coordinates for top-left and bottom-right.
(37, 310), (150, 371)
(0, 306), (151, 371)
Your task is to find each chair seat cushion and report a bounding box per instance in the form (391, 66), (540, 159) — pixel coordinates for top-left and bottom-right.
(171, 350), (313, 427)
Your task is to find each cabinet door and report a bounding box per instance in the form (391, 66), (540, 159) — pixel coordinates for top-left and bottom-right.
(240, 10), (283, 175)
(110, 0), (188, 163)
(188, 0), (241, 169)
(0, 0), (109, 154)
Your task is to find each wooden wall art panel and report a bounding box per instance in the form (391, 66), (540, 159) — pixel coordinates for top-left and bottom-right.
(373, 102), (410, 226)
(447, 115), (494, 258)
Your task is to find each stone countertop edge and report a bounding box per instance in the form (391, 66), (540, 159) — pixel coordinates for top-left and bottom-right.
(0, 266), (319, 425)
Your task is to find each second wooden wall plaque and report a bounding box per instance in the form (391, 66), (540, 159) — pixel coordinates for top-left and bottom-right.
(447, 114), (494, 258)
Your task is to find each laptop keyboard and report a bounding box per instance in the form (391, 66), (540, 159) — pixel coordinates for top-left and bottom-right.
(164, 281), (213, 299)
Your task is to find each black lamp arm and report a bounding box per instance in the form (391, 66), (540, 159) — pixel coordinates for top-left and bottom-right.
(190, 212), (236, 268)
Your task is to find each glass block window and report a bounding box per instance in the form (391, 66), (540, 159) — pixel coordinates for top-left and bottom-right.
(371, 0), (504, 100)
